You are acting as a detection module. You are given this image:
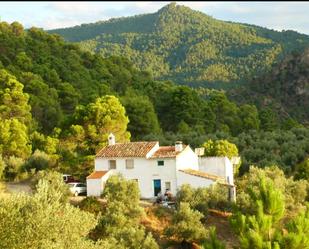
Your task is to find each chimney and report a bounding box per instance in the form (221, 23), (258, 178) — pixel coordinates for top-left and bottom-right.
(195, 147), (205, 156)
(175, 141), (183, 152)
(108, 133), (115, 146)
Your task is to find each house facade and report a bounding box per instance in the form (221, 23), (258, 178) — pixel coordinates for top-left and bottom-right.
(87, 133), (235, 200)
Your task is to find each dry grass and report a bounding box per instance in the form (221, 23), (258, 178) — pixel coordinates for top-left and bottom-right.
(204, 213), (239, 249)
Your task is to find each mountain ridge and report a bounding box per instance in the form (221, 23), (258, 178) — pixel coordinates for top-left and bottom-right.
(49, 3), (309, 88)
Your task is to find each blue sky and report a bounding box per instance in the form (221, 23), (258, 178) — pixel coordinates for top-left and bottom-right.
(1, 1), (309, 34)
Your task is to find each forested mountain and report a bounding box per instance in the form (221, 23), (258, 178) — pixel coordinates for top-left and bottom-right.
(50, 3), (309, 88)
(0, 20), (308, 181)
(230, 48), (309, 124)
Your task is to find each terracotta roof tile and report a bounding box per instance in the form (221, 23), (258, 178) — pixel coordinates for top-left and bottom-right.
(150, 145), (187, 158)
(96, 141), (157, 158)
(179, 169), (224, 181)
(87, 171), (109, 179)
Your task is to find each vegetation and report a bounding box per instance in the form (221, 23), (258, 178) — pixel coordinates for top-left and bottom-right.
(50, 3), (309, 89)
(1, 20), (308, 181)
(202, 139), (239, 159)
(231, 48), (309, 124)
(0, 174), (100, 249)
(164, 202), (208, 246)
(231, 175), (309, 249)
(94, 175), (159, 249)
(0, 5), (308, 249)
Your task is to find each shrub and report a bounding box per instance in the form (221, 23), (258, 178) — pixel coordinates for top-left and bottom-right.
(78, 196), (103, 215)
(23, 150), (56, 172)
(164, 202), (208, 245)
(236, 165), (308, 214)
(202, 227), (226, 249)
(176, 184), (233, 215)
(30, 170), (71, 203)
(3, 156), (25, 180)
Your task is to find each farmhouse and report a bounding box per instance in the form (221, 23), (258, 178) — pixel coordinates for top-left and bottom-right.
(87, 133), (236, 200)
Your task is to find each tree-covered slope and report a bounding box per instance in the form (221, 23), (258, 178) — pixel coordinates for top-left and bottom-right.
(50, 3), (309, 88)
(0, 21), (308, 180)
(230, 48), (309, 124)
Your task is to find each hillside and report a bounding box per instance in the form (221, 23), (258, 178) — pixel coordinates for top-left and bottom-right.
(230, 48), (309, 124)
(50, 3), (309, 88)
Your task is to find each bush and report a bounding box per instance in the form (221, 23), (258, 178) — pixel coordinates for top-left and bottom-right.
(78, 196), (103, 215)
(202, 227), (226, 249)
(30, 170), (71, 203)
(164, 202), (208, 245)
(3, 156), (25, 180)
(0, 155), (5, 180)
(95, 175), (159, 249)
(23, 150), (56, 172)
(0, 176), (99, 249)
(176, 184), (233, 215)
(236, 165), (308, 214)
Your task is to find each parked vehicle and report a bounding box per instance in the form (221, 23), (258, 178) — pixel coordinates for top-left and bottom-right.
(63, 174), (75, 183)
(68, 182), (87, 196)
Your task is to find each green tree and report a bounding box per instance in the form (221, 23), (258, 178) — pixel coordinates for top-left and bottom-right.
(23, 150), (56, 172)
(0, 118), (31, 159)
(0, 176), (100, 249)
(0, 155), (5, 179)
(95, 175), (158, 249)
(202, 139), (239, 159)
(30, 170), (71, 203)
(164, 202), (208, 246)
(3, 156), (25, 180)
(207, 92), (241, 135)
(239, 104), (260, 131)
(121, 94), (161, 139)
(157, 86), (203, 132)
(294, 158), (309, 181)
(259, 108), (279, 131)
(230, 177), (285, 249)
(280, 205), (309, 249)
(236, 166), (308, 214)
(73, 95), (130, 153)
(19, 72), (63, 133)
(0, 69), (32, 124)
(202, 227), (226, 249)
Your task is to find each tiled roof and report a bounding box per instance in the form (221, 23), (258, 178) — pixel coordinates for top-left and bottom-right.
(87, 171), (109, 179)
(179, 169), (224, 181)
(96, 141), (158, 158)
(150, 145), (187, 158)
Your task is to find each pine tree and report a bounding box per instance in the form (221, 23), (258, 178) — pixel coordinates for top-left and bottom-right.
(202, 227), (226, 249)
(230, 177), (285, 249)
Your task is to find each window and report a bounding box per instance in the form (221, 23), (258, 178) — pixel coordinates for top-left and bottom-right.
(109, 160), (116, 169)
(76, 183), (86, 188)
(165, 182), (171, 191)
(126, 159), (134, 169)
(157, 160), (164, 166)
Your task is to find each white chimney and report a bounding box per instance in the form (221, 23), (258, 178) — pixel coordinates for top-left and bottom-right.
(195, 147), (205, 156)
(108, 133), (115, 146)
(175, 141), (183, 152)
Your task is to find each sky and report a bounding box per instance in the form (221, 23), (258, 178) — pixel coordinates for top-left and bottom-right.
(0, 1), (309, 34)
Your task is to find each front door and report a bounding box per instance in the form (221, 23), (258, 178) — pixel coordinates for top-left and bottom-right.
(153, 179), (161, 196)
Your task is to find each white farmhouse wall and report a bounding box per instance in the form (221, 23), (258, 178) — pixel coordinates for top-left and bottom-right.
(87, 170), (114, 197)
(198, 157), (234, 184)
(87, 179), (103, 197)
(176, 170), (214, 190)
(94, 157), (177, 198)
(176, 147), (199, 170)
(95, 158), (109, 171)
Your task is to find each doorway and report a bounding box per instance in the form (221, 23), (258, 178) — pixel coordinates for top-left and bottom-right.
(153, 179), (161, 196)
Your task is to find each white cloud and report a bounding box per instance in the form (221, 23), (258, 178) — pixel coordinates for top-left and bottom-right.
(1, 1), (309, 34)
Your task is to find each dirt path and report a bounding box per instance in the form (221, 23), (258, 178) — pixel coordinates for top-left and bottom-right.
(5, 182), (32, 194)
